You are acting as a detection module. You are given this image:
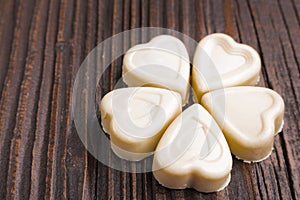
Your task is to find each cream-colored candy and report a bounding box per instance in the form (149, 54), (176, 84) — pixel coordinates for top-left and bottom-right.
(123, 35), (190, 104)
(201, 86), (285, 162)
(153, 104), (232, 192)
(192, 33), (261, 100)
(100, 87), (182, 161)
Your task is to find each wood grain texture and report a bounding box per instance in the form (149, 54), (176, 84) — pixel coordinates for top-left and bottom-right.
(0, 0), (299, 199)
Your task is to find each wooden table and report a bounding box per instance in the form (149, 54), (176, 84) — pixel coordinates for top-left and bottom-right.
(0, 0), (299, 199)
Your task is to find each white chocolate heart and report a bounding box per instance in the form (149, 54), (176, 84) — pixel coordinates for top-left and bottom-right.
(153, 104), (232, 192)
(192, 33), (261, 100)
(123, 35), (190, 104)
(201, 86), (285, 162)
(100, 87), (182, 161)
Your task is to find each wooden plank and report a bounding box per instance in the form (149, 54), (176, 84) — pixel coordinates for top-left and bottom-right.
(0, 0), (36, 198)
(65, 0), (88, 199)
(0, 0), (16, 96)
(0, 0), (299, 199)
(29, 0), (60, 198)
(81, 0), (98, 199)
(44, 0), (75, 199)
(5, 0), (50, 199)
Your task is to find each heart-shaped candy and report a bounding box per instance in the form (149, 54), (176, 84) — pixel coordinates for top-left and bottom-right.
(123, 35), (190, 104)
(201, 86), (285, 162)
(100, 87), (182, 161)
(192, 33), (261, 100)
(153, 104), (232, 192)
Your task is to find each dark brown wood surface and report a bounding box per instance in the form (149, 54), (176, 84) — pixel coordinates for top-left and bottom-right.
(0, 0), (299, 199)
